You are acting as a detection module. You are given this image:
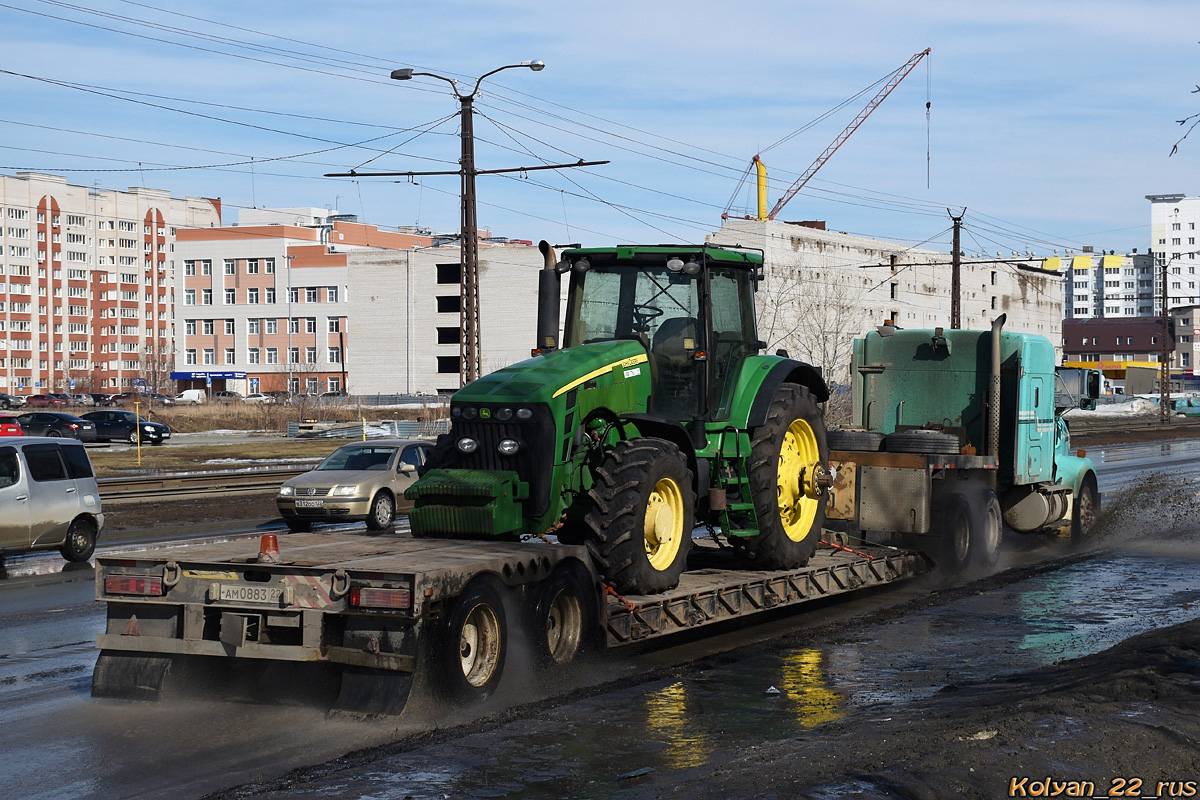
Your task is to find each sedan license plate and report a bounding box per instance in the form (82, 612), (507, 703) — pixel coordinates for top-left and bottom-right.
(295, 499), (324, 508)
(218, 584), (282, 605)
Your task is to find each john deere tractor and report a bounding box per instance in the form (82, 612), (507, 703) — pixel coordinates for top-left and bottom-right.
(407, 242), (831, 594)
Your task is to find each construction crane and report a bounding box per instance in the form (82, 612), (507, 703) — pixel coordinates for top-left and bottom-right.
(756, 47), (930, 222)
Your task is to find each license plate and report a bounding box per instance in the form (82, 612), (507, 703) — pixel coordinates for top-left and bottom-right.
(295, 499), (324, 508)
(218, 584), (282, 605)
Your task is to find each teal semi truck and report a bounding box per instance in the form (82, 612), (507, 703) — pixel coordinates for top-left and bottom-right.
(90, 243), (1097, 713)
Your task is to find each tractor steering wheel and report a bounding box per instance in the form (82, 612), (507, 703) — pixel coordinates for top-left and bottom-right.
(631, 304), (663, 332)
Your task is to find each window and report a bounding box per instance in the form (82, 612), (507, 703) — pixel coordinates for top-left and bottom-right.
(225, 319), (235, 335)
(201, 260), (212, 276)
(248, 348), (260, 364)
(202, 320), (214, 335)
(224, 260), (235, 275)
(264, 258), (275, 274)
(248, 319), (260, 334)
(266, 347), (278, 364)
(305, 317), (316, 334)
(437, 327), (460, 344)
(184, 261), (196, 276)
(247, 259), (259, 275)
(25, 445), (67, 482)
(184, 289), (196, 306)
(305, 287), (317, 303)
(305, 347), (317, 363)
(224, 348), (235, 365)
(288, 347), (299, 364)
(328, 346), (342, 363)
(327, 286), (339, 303)
(437, 355), (460, 374)
(201, 289), (212, 305)
(247, 287), (260, 304)
(266, 319), (278, 334)
(288, 288), (298, 303)
(437, 295), (461, 313)
(202, 348), (215, 365)
(185, 348), (197, 365)
(327, 317), (340, 333)
(185, 319), (196, 336)
(436, 263), (460, 284)
(289, 318), (300, 334)
(224, 288), (235, 304)
(265, 288), (276, 304)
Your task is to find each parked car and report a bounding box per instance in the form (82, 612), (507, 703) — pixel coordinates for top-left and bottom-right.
(212, 391), (243, 402)
(277, 439), (433, 532)
(243, 393), (278, 405)
(0, 415), (24, 437)
(146, 392), (174, 406)
(318, 390), (348, 404)
(80, 410), (171, 445)
(24, 395), (67, 408)
(263, 390), (293, 402)
(0, 437), (104, 562)
(14, 412), (98, 442)
(174, 389), (206, 405)
(0, 393), (25, 410)
(89, 393), (116, 407)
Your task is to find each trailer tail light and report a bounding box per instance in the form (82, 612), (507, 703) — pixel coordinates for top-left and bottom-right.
(104, 574), (164, 596)
(350, 586), (411, 610)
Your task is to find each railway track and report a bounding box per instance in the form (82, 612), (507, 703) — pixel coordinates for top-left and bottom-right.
(1068, 415), (1200, 438)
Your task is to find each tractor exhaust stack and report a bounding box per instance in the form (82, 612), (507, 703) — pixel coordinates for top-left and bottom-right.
(536, 240), (561, 354)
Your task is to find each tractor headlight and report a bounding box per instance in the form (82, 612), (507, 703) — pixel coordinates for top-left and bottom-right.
(461, 406), (478, 420)
(457, 438), (479, 454)
(451, 406), (462, 419)
(279, 485), (294, 497)
(494, 407), (513, 421)
(516, 407), (533, 420)
(497, 439), (520, 456)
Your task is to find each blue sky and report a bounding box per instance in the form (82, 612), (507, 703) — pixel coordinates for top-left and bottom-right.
(1, 0), (1197, 256)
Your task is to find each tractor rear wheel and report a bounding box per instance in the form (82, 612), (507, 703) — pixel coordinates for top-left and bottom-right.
(585, 438), (694, 595)
(734, 384), (828, 570)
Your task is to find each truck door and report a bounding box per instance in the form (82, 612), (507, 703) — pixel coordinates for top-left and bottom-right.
(1017, 341), (1053, 483)
(0, 446), (31, 551)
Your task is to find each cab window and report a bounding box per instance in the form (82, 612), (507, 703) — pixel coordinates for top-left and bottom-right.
(0, 448), (19, 489)
(24, 445), (68, 482)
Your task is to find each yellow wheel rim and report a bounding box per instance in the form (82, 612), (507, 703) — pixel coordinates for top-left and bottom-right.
(777, 418), (821, 542)
(644, 477), (685, 571)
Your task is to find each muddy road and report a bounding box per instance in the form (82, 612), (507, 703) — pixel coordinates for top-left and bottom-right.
(0, 438), (1197, 799)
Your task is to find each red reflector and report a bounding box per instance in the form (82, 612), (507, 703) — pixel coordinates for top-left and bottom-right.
(104, 575), (164, 596)
(349, 586), (411, 610)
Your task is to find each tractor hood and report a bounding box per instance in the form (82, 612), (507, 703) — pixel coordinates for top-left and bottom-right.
(454, 339), (649, 405)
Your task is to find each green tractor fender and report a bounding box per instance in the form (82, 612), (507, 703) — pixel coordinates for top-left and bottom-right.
(730, 356), (829, 429)
(619, 412), (701, 493)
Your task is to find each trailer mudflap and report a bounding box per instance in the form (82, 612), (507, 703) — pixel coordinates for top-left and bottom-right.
(92, 650), (172, 700)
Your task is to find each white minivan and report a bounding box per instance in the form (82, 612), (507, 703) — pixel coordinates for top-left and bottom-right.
(0, 437), (105, 562)
(174, 389), (206, 405)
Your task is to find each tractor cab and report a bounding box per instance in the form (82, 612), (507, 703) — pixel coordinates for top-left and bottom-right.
(555, 245), (763, 423)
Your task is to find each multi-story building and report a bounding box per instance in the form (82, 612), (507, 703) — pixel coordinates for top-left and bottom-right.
(1056, 250), (1158, 320)
(0, 172), (220, 395)
(173, 209), (435, 396)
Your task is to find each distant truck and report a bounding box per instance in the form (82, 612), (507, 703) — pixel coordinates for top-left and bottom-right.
(825, 316), (1100, 569)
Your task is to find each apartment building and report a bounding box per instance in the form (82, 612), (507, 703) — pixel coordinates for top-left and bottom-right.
(0, 172), (220, 395)
(173, 209), (433, 396)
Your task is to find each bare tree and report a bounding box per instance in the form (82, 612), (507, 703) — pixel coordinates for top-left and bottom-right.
(756, 260), (865, 387)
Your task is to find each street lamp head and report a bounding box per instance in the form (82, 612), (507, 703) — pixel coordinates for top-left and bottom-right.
(524, 60), (545, 72)
(390, 68), (414, 81)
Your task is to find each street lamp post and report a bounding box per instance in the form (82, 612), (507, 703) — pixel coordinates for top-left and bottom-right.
(391, 62), (544, 385)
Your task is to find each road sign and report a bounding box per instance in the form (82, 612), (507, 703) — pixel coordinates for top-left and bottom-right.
(205, 376), (212, 387)
(70, 380), (75, 389)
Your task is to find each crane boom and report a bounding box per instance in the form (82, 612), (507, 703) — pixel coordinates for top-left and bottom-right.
(767, 47), (930, 221)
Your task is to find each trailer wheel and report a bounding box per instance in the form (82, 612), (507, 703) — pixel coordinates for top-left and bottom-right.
(973, 491), (1003, 568)
(937, 494), (973, 573)
(284, 519), (312, 532)
(733, 384), (828, 570)
(440, 578), (507, 702)
(366, 491), (395, 530)
(533, 565), (596, 668)
(827, 428), (885, 452)
(884, 429), (961, 455)
(585, 438), (694, 595)
(1071, 474), (1099, 543)
(60, 517), (97, 562)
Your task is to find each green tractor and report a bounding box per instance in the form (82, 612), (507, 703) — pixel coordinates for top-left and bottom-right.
(407, 242), (832, 594)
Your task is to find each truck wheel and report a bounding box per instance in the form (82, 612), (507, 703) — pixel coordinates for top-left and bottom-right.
(533, 565), (596, 668)
(60, 517), (97, 562)
(440, 578), (507, 702)
(284, 519), (312, 532)
(1071, 474), (1099, 543)
(366, 491), (395, 530)
(734, 384), (828, 570)
(585, 438), (694, 595)
(973, 491), (1003, 568)
(936, 494), (973, 573)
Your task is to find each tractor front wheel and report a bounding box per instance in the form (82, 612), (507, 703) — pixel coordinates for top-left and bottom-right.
(585, 438), (694, 595)
(734, 384), (828, 570)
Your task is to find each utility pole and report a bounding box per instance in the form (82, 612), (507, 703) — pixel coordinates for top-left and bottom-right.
(948, 208), (964, 329)
(327, 62), (608, 387)
(1159, 252), (1171, 424)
